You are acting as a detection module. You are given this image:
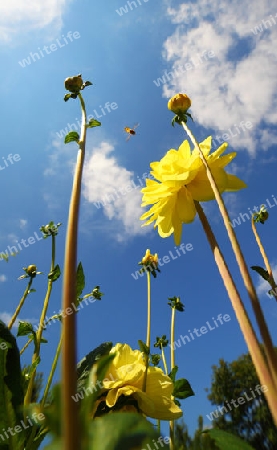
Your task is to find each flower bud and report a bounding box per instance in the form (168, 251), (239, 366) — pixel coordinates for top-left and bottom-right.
(64, 75), (83, 93)
(168, 93), (191, 115)
(27, 265), (37, 277)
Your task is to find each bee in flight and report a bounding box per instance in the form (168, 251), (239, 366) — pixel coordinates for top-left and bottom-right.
(124, 123), (139, 142)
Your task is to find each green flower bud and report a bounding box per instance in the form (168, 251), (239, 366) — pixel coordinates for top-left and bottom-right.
(64, 75), (83, 93)
(27, 265), (37, 277)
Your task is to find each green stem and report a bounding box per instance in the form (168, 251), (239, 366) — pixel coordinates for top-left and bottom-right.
(8, 279), (32, 330)
(24, 234), (56, 409)
(142, 271), (151, 392)
(41, 333), (62, 407)
(251, 216), (277, 301)
(195, 200), (277, 426)
(61, 92), (87, 450)
(170, 307), (176, 450)
(161, 347), (168, 375)
(182, 121), (277, 393)
(20, 338), (32, 355)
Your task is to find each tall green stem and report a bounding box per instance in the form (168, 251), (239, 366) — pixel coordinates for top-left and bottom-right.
(61, 92), (87, 450)
(182, 121), (277, 392)
(41, 333), (62, 407)
(161, 347), (168, 375)
(251, 217), (277, 300)
(142, 271), (151, 393)
(8, 279), (32, 330)
(24, 234), (56, 408)
(169, 307), (176, 450)
(195, 200), (277, 426)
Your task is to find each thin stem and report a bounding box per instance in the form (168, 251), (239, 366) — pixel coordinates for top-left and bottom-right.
(251, 216), (277, 300)
(24, 234), (56, 408)
(61, 92), (87, 450)
(146, 270), (151, 349)
(8, 279), (32, 330)
(182, 121), (277, 391)
(161, 347), (168, 375)
(195, 200), (277, 425)
(20, 338), (32, 355)
(142, 271), (151, 393)
(41, 333), (62, 407)
(170, 307), (176, 450)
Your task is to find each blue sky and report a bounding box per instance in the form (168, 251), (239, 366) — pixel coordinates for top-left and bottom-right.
(0, 0), (277, 444)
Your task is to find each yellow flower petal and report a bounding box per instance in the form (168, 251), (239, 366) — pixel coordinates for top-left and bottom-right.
(140, 137), (246, 242)
(225, 174), (247, 191)
(99, 343), (182, 421)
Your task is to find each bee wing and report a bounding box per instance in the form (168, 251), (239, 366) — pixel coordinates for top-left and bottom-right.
(133, 123), (140, 130)
(126, 134), (131, 142)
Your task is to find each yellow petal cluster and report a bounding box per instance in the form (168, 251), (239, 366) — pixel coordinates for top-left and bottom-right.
(168, 93), (191, 115)
(140, 137), (247, 245)
(100, 343), (182, 420)
(141, 249), (158, 267)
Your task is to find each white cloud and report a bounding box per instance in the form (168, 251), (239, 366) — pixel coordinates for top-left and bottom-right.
(0, 0), (69, 43)
(162, 0), (277, 155)
(0, 312), (38, 328)
(83, 142), (149, 240)
(20, 219), (28, 229)
(0, 274), (7, 282)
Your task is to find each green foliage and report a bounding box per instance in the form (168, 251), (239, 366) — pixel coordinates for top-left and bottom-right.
(45, 412), (169, 449)
(206, 347), (277, 449)
(250, 265), (270, 282)
(203, 429), (255, 449)
(76, 262), (85, 298)
(138, 340), (150, 356)
(0, 321), (25, 448)
(175, 416), (219, 450)
(64, 131), (80, 144)
(87, 118), (101, 128)
(172, 378), (194, 400)
(48, 265), (61, 282)
(76, 342), (113, 393)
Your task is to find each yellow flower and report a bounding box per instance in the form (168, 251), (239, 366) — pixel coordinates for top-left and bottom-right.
(168, 93), (191, 115)
(99, 343), (182, 420)
(140, 136), (247, 245)
(141, 249), (158, 267)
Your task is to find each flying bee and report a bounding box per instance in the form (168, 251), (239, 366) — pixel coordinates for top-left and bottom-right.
(124, 123), (139, 142)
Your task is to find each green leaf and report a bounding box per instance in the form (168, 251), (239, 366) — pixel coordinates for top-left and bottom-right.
(87, 118), (101, 128)
(88, 413), (169, 450)
(0, 320), (25, 446)
(138, 340), (150, 356)
(64, 131), (80, 144)
(250, 265), (270, 282)
(27, 356), (41, 379)
(0, 252), (9, 262)
(76, 262), (85, 298)
(64, 93), (72, 102)
(77, 342), (113, 393)
(17, 321), (35, 337)
(84, 81), (93, 87)
(203, 429), (255, 449)
(48, 265), (61, 282)
(45, 412), (168, 450)
(172, 378), (194, 399)
(168, 365), (178, 383)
